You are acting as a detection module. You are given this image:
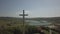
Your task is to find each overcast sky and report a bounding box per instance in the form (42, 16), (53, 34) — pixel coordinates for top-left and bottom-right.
(0, 0), (60, 18)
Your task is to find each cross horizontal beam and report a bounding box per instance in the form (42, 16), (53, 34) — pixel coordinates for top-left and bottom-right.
(19, 14), (28, 16)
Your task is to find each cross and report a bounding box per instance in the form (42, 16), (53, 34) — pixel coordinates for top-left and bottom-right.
(19, 10), (28, 34)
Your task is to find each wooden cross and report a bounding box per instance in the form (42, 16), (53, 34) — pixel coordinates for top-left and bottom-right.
(19, 10), (28, 34)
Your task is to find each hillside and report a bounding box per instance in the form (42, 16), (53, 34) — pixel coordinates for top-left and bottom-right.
(0, 17), (60, 23)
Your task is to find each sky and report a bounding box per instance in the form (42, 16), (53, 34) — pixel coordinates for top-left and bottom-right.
(0, 0), (60, 18)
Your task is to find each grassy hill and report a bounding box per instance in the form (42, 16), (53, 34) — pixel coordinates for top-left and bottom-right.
(0, 17), (60, 34)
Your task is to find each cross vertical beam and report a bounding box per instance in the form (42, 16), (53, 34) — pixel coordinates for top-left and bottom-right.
(23, 10), (25, 34)
(23, 10), (25, 26)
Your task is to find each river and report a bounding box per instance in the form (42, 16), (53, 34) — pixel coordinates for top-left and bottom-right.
(25, 20), (52, 26)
